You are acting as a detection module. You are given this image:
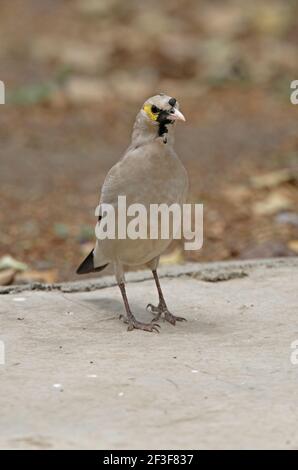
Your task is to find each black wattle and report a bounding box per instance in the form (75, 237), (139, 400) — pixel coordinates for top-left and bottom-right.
(157, 111), (172, 138)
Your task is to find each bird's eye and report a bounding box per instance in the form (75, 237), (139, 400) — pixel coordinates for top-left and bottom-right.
(151, 105), (160, 114)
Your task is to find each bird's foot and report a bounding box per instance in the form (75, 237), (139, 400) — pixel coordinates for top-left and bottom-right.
(146, 303), (186, 326)
(164, 310), (187, 325)
(119, 314), (160, 333)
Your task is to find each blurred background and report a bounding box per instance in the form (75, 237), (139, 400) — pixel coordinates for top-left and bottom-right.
(0, 0), (298, 284)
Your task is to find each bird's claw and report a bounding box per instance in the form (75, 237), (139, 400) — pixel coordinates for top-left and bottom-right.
(120, 314), (160, 333)
(147, 303), (186, 326)
(164, 311), (186, 325)
(127, 319), (160, 333)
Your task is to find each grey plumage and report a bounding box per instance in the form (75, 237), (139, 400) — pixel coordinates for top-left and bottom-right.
(77, 94), (188, 332)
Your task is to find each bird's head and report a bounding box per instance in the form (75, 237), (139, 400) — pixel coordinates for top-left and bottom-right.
(133, 94), (186, 145)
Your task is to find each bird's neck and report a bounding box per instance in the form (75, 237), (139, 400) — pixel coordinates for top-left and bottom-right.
(131, 112), (175, 148)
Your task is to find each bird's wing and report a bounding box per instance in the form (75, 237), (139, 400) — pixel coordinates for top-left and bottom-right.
(99, 147), (148, 206)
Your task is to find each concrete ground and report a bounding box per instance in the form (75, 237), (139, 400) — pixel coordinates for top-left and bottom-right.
(0, 258), (298, 450)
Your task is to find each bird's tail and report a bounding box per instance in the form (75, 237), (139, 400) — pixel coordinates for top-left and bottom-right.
(76, 249), (109, 275)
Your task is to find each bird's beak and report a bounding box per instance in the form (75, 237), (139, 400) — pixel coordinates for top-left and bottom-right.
(168, 108), (186, 122)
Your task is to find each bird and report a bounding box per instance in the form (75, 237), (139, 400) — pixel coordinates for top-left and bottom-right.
(77, 94), (188, 332)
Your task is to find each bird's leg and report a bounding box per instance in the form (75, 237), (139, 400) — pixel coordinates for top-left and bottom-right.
(147, 270), (186, 325)
(118, 282), (160, 333)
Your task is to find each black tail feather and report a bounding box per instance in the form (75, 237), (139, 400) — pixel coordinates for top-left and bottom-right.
(76, 250), (108, 275)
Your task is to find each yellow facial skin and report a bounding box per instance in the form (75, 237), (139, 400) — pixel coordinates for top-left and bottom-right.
(143, 103), (158, 121)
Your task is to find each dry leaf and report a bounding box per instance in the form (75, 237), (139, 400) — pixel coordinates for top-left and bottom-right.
(250, 169), (295, 189)
(0, 269), (16, 286)
(223, 185), (251, 203)
(253, 192), (292, 216)
(15, 270), (58, 284)
(288, 240), (298, 253)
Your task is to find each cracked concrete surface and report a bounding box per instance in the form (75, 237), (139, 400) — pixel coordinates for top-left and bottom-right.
(0, 259), (298, 449)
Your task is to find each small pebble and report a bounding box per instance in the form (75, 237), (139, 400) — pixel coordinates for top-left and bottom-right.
(13, 297), (26, 302)
(53, 383), (62, 389)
